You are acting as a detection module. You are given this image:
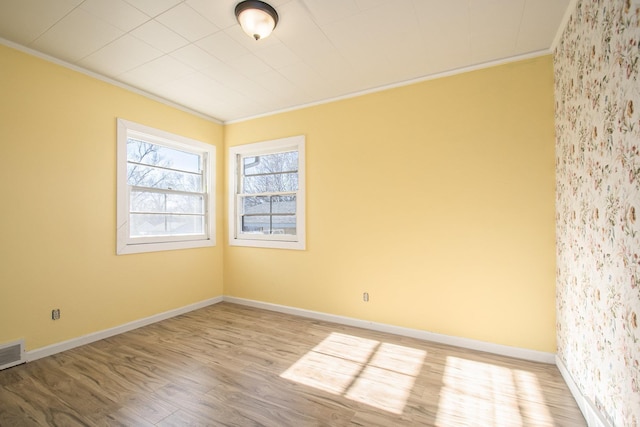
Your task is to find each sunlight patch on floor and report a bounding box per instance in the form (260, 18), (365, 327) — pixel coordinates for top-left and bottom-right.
(281, 333), (426, 414)
(513, 369), (554, 425)
(435, 356), (554, 427)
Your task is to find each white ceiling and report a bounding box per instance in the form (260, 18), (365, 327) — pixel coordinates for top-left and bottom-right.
(0, 0), (571, 123)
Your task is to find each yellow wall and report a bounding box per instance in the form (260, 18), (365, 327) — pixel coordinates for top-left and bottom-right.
(0, 45), (224, 351)
(0, 44), (556, 355)
(224, 55), (557, 352)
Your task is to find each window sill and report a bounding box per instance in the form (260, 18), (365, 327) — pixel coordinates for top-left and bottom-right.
(229, 238), (305, 251)
(117, 238), (215, 255)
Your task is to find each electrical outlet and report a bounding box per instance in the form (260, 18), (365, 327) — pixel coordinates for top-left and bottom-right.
(363, 292), (369, 302)
(51, 309), (60, 320)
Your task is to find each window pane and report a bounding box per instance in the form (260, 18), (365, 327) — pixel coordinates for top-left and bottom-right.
(241, 195), (296, 216)
(131, 191), (204, 214)
(273, 214), (296, 235)
(271, 195), (296, 213)
(241, 214), (296, 235)
(128, 139), (200, 173)
(242, 215), (270, 234)
(130, 213), (204, 237)
(243, 151), (297, 176)
(243, 172), (298, 193)
(242, 196), (271, 214)
(165, 193), (204, 214)
(128, 163), (202, 192)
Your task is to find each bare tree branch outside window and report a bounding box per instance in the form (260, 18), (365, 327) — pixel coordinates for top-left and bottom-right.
(240, 150), (298, 235)
(126, 139), (205, 236)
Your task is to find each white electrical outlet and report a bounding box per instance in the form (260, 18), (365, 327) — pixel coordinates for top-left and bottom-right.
(51, 309), (60, 320)
(363, 292), (369, 302)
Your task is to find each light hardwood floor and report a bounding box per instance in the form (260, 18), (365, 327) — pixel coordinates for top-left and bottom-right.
(0, 303), (585, 426)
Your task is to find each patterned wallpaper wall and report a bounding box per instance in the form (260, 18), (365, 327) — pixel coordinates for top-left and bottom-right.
(554, 0), (640, 425)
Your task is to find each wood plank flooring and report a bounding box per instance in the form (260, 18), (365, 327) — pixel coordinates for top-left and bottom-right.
(0, 302), (586, 426)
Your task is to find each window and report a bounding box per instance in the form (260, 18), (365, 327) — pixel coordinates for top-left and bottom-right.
(228, 135), (305, 250)
(116, 119), (215, 254)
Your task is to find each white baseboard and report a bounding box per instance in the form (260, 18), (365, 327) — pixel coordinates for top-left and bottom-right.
(555, 356), (611, 427)
(223, 296), (556, 364)
(24, 294), (556, 365)
(26, 296), (223, 362)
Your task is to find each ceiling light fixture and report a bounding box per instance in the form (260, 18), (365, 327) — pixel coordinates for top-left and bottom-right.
(235, 0), (279, 41)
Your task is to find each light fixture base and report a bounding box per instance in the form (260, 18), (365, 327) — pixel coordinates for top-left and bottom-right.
(235, 0), (279, 41)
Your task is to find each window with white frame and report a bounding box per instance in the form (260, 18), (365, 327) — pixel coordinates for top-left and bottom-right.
(116, 119), (215, 255)
(228, 135), (305, 250)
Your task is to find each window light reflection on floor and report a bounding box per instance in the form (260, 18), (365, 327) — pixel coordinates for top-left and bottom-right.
(280, 332), (427, 414)
(435, 356), (554, 427)
(513, 369), (554, 426)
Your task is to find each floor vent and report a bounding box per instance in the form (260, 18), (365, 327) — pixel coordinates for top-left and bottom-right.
(0, 339), (25, 370)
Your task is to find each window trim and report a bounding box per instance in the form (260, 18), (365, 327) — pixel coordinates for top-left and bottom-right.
(228, 135), (306, 250)
(116, 118), (215, 255)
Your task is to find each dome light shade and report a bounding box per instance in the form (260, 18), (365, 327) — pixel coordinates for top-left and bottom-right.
(235, 1), (279, 41)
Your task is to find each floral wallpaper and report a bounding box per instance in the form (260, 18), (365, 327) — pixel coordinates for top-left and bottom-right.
(554, 0), (640, 425)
